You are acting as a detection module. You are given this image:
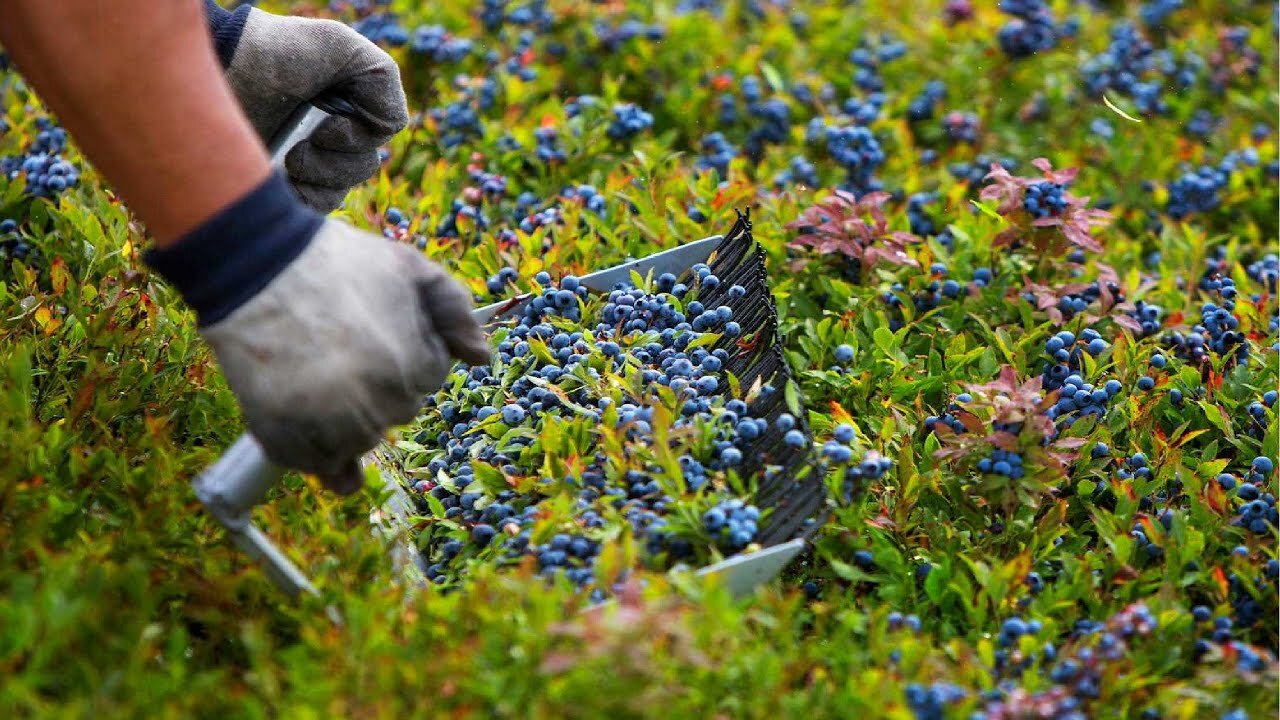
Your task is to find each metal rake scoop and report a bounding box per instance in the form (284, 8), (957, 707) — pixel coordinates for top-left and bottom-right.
(192, 102), (825, 601)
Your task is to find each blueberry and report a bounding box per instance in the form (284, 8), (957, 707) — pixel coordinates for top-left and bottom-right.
(833, 424), (856, 443)
(1253, 456), (1274, 474)
(471, 524), (497, 545)
(1137, 376), (1155, 391)
(501, 405), (526, 425)
(1150, 353), (1167, 368)
(1002, 618), (1028, 637)
(834, 344), (854, 363)
(784, 429), (807, 448)
(703, 507), (726, 530)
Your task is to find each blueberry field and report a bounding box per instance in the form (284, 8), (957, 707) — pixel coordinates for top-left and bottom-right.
(2, 1), (1279, 717)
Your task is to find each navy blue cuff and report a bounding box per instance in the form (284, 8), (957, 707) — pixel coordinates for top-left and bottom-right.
(204, 0), (252, 68)
(144, 172), (323, 327)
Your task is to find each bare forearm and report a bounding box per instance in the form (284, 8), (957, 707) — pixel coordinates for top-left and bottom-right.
(0, 0), (269, 246)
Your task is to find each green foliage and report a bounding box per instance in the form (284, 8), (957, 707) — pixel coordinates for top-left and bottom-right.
(1, 0), (1278, 718)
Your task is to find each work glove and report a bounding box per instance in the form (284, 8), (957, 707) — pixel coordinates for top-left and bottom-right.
(146, 172), (490, 493)
(203, 1), (409, 212)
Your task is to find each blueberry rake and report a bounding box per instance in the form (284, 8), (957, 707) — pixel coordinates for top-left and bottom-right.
(191, 103), (824, 601)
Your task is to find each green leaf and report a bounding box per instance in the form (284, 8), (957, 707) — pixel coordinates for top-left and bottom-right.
(872, 326), (896, 354)
(785, 380), (802, 417)
(425, 493), (446, 518)
(829, 559), (875, 584)
(1197, 400), (1234, 441)
(472, 463), (509, 495)
(924, 564), (951, 603)
(969, 199), (1002, 221)
(686, 332), (722, 350)
(760, 61), (785, 93)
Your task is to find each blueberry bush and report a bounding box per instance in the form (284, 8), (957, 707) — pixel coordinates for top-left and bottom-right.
(1, 0), (1278, 717)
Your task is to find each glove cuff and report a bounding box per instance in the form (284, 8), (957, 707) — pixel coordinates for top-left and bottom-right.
(144, 171), (324, 327)
(203, 0), (253, 67)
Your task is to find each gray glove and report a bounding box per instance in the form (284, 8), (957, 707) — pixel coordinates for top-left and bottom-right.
(210, 4), (409, 212)
(146, 169), (489, 494)
(200, 218), (489, 493)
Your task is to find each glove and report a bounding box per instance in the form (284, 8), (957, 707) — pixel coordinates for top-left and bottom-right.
(203, 1), (409, 212)
(146, 172), (490, 493)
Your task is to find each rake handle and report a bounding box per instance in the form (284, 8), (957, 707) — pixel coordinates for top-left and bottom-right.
(193, 433), (316, 598)
(192, 94), (354, 598)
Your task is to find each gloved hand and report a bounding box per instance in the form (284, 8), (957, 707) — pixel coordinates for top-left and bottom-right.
(146, 172), (490, 493)
(203, 1), (409, 212)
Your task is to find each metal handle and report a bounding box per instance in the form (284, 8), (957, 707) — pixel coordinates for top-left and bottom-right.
(193, 434), (317, 598)
(194, 92), (363, 598)
(267, 91), (359, 167)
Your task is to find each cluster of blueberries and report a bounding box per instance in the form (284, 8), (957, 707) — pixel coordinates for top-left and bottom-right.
(332, 0), (1271, 251)
(1129, 511), (1175, 562)
(772, 155), (820, 190)
(950, 155), (1019, 186)
(881, 262), (994, 330)
(1164, 275), (1248, 368)
(906, 81), (947, 123)
(1245, 390), (1276, 437)
(996, 0), (1068, 60)
(1023, 181), (1068, 218)
(0, 118), (80, 199)
(1246, 253), (1278, 291)
(1126, 300), (1164, 338)
(1223, 456), (1278, 537)
(702, 499), (762, 551)
(1080, 22), (1199, 116)
(408, 268), (824, 586)
(1045, 372), (1120, 431)
(1225, 552), (1278, 636)
(1024, 279), (1124, 322)
(590, 19), (666, 52)
(0, 218), (36, 269)
(695, 132), (738, 180)
(904, 604), (1164, 720)
(806, 118), (886, 195)
(977, 448), (1027, 481)
(408, 25), (474, 63)
(906, 192), (942, 238)
(384, 157), (622, 264)
(941, 111), (981, 146)
(430, 94), (485, 150)
(1166, 164), (1228, 219)
(1191, 600), (1275, 674)
(712, 76), (793, 162)
(606, 103), (654, 142)
(1040, 329), (1111, 384)
(923, 392), (971, 437)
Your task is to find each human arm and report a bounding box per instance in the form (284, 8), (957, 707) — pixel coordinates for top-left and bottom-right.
(0, 1), (489, 491)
